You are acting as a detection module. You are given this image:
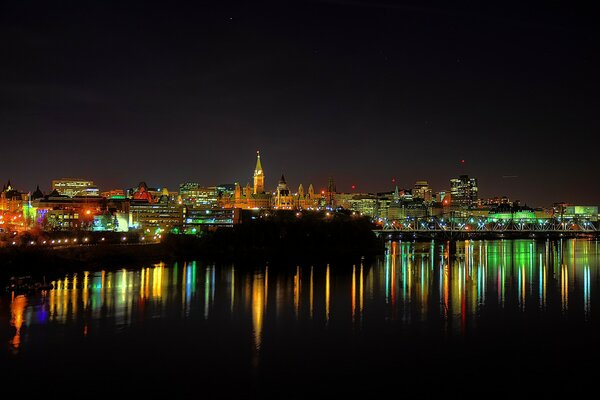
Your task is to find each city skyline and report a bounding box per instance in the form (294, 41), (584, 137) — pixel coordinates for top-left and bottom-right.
(0, 149), (593, 208)
(2, 1), (598, 206)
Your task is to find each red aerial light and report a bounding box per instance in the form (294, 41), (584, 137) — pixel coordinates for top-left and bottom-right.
(351, 185), (356, 190)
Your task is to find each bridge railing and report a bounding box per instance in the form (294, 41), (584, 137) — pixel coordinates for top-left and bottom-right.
(376, 216), (598, 233)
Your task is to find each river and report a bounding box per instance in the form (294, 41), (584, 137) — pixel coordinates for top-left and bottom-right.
(2, 239), (599, 397)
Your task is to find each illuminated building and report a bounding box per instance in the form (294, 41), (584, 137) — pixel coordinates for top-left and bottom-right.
(413, 180), (432, 203)
(563, 206), (598, 222)
(52, 178), (99, 197)
(334, 192), (354, 209)
(127, 182), (176, 202)
(348, 194), (378, 216)
(226, 152), (272, 209)
(297, 184), (319, 209)
(0, 181), (28, 213)
(32, 192), (106, 230)
(183, 207), (242, 233)
(478, 196), (510, 207)
(0, 181), (32, 231)
(274, 174), (293, 209)
(450, 175), (478, 207)
(388, 202), (429, 220)
(101, 189), (125, 198)
(488, 204), (536, 221)
(129, 195), (183, 232)
(179, 183), (219, 207)
(130, 182), (155, 202)
(253, 151), (265, 194)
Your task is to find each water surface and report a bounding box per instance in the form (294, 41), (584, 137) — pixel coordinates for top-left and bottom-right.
(2, 239), (600, 397)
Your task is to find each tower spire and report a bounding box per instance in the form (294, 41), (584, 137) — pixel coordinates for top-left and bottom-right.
(253, 150), (265, 194)
(255, 150), (263, 173)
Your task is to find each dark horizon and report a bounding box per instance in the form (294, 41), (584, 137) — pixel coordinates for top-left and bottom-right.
(2, 1), (598, 207)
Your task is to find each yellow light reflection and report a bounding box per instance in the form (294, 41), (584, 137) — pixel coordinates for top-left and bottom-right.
(252, 272), (265, 350)
(325, 264), (330, 325)
(310, 266), (314, 319)
(10, 294), (27, 351)
(351, 265), (356, 323)
(294, 266), (301, 319)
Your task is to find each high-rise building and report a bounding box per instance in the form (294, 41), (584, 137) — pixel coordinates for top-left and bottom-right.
(52, 178), (99, 197)
(449, 175), (478, 207)
(413, 180), (432, 203)
(253, 151), (265, 194)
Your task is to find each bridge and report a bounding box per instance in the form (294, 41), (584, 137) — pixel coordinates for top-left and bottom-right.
(373, 216), (599, 239)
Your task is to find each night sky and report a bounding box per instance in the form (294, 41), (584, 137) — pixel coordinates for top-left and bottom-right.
(1, 1), (598, 206)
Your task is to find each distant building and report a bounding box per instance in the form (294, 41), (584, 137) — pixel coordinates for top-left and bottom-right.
(180, 183), (219, 207)
(0, 181), (28, 213)
(127, 182), (175, 202)
(413, 181), (432, 203)
(130, 182), (155, 202)
(32, 192), (107, 231)
(253, 151), (265, 194)
(348, 194), (378, 217)
(129, 195), (183, 232)
(226, 151), (272, 209)
(101, 189), (126, 199)
(334, 192), (354, 209)
(488, 204), (536, 221)
(297, 184), (319, 209)
(450, 175), (478, 207)
(183, 207), (242, 233)
(0, 181), (33, 231)
(52, 178), (99, 197)
(274, 174), (293, 209)
(563, 206), (598, 222)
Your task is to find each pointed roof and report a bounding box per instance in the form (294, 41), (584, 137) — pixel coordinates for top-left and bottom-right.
(254, 151), (263, 172)
(32, 185), (44, 200)
(279, 174), (286, 184)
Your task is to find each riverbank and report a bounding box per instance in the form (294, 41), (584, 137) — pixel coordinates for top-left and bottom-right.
(0, 215), (383, 279)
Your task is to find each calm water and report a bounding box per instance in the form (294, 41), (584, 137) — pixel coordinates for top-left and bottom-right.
(2, 239), (600, 397)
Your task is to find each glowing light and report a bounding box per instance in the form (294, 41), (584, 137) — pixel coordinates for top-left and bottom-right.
(252, 272), (265, 350)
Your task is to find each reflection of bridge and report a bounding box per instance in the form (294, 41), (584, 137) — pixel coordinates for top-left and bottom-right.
(373, 216), (599, 239)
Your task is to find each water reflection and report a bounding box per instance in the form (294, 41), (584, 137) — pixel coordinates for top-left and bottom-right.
(5, 239), (600, 353)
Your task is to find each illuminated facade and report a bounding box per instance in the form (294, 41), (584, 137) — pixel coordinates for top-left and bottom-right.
(32, 193), (106, 231)
(0, 181), (32, 231)
(179, 183), (219, 207)
(101, 189), (125, 198)
(563, 206), (598, 222)
(183, 207), (241, 233)
(227, 152), (273, 209)
(297, 183), (319, 209)
(274, 175), (293, 209)
(253, 151), (265, 194)
(52, 178), (99, 197)
(413, 180), (432, 203)
(0, 181), (28, 213)
(450, 175), (478, 207)
(129, 196), (183, 231)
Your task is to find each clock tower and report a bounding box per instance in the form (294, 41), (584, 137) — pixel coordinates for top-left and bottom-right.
(253, 151), (265, 194)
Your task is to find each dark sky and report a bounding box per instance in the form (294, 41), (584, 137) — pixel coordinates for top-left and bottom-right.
(1, 0), (598, 206)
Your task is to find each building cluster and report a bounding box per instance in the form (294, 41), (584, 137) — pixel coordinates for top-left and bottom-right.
(1, 152), (598, 235)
